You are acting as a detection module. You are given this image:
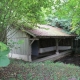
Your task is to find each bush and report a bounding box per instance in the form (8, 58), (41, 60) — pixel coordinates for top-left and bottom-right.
(0, 42), (10, 67)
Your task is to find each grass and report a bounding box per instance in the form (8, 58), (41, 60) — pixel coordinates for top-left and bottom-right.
(0, 59), (80, 80)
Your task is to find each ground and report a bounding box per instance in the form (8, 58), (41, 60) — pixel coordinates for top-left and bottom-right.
(55, 54), (80, 66)
(0, 55), (80, 80)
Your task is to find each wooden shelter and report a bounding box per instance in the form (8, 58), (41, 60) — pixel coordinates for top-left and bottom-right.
(7, 25), (76, 62)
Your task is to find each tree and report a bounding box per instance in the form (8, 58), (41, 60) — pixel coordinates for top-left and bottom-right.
(53, 0), (80, 35)
(0, 0), (53, 42)
(0, 0), (53, 66)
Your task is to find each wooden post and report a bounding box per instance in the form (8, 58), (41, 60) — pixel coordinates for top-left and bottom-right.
(55, 38), (59, 55)
(28, 37), (32, 62)
(71, 38), (73, 50)
(29, 39), (38, 61)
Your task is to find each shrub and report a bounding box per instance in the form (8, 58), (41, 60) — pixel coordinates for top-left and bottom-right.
(0, 42), (10, 67)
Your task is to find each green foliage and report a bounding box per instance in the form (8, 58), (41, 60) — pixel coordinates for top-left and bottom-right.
(0, 56), (10, 67)
(47, 16), (72, 34)
(0, 0), (53, 27)
(0, 42), (10, 67)
(0, 0), (53, 42)
(1, 60), (80, 79)
(53, 0), (80, 35)
(0, 42), (8, 51)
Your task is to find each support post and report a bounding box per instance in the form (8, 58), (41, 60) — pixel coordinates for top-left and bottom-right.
(71, 38), (73, 50)
(55, 38), (59, 55)
(28, 38), (32, 62)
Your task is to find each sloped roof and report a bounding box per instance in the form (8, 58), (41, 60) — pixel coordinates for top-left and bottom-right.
(23, 25), (76, 38)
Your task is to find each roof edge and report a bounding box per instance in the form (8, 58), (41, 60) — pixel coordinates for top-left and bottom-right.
(20, 28), (36, 37)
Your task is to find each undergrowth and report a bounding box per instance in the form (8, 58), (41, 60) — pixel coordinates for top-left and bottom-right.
(0, 60), (80, 80)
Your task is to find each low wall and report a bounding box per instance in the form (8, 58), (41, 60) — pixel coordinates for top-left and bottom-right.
(39, 46), (71, 53)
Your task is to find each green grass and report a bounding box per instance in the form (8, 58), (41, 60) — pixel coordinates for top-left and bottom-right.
(1, 60), (80, 80)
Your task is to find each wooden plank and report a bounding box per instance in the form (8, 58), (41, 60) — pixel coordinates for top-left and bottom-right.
(33, 50), (72, 62)
(30, 38), (39, 40)
(39, 46), (71, 53)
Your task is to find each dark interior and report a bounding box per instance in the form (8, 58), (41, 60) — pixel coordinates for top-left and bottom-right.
(31, 38), (72, 60)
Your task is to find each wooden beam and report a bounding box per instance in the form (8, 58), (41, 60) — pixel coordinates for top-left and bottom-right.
(33, 50), (72, 62)
(30, 38), (39, 40)
(30, 39), (35, 45)
(21, 28), (36, 37)
(55, 38), (59, 55)
(28, 37), (32, 62)
(30, 38), (39, 45)
(71, 38), (73, 50)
